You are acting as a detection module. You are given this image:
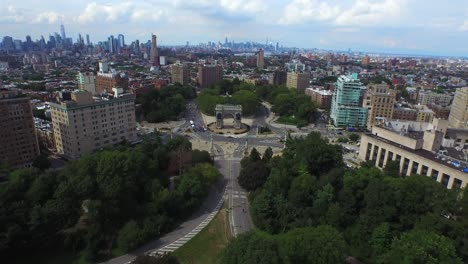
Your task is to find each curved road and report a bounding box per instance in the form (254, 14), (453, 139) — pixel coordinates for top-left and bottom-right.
(103, 102), (286, 264)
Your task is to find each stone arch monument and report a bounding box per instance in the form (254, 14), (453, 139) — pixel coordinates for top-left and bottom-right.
(215, 104), (242, 129)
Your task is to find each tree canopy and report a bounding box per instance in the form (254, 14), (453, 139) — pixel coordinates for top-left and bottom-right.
(0, 135), (220, 262)
(225, 131), (468, 262)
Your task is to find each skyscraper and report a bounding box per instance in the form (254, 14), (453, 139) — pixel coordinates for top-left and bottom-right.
(60, 24), (66, 40)
(150, 34), (159, 66)
(330, 73), (368, 128)
(117, 34), (125, 53)
(86, 34), (90, 46)
(448, 87), (468, 129)
(108, 35), (115, 53)
(256, 48), (264, 69)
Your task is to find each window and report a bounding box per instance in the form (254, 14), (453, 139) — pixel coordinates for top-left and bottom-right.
(441, 174), (450, 187)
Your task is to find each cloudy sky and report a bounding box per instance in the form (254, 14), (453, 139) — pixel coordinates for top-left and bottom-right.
(1, 0), (468, 56)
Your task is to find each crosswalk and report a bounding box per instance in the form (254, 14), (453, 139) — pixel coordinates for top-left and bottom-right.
(146, 187), (227, 257)
(232, 190), (247, 199)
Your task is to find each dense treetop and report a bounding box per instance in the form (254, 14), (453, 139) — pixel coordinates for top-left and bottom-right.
(223, 132), (468, 263)
(0, 135), (218, 263)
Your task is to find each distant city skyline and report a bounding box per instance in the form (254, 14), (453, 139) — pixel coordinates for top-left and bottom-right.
(1, 0), (468, 56)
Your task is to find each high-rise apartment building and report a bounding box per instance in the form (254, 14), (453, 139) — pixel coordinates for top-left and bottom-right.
(198, 64), (223, 88)
(330, 73), (368, 128)
(0, 89), (40, 167)
(256, 49), (264, 69)
(448, 87), (468, 129)
(77, 72), (97, 95)
(171, 63), (190, 85)
(362, 55), (370, 65)
(150, 34), (159, 66)
(50, 90), (137, 159)
(269, 70), (287, 85)
(363, 83), (396, 129)
(286, 72), (310, 92)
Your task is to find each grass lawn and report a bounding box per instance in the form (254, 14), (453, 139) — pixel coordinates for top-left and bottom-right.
(174, 208), (231, 264)
(275, 115), (298, 126)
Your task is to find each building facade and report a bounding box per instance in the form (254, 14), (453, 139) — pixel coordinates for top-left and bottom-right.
(198, 64), (223, 88)
(0, 89), (40, 167)
(417, 91), (453, 107)
(268, 70), (287, 86)
(77, 72), (96, 95)
(95, 72), (127, 94)
(256, 49), (264, 69)
(358, 124), (468, 189)
(363, 83), (396, 129)
(49, 90), (137, 159)
(330, 73), (368, 128)
(150, 34), (159, 66)
(305, 87), (333, 109)
(448, 87), (468, 129)
(286, 72), (310, 92)
(393, 107), (417, 121)
(171, 63), (190, 85)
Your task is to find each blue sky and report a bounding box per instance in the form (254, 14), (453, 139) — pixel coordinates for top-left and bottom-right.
(1, 0), (467, 56)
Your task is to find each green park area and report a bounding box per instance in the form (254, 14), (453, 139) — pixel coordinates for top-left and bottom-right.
(196, 79), (317, 127)
(174, 208), (231, 264)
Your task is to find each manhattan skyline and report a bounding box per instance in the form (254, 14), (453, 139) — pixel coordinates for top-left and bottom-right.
(1, 0), (468, 56)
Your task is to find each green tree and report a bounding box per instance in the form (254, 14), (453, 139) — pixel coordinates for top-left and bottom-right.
(117, 220), (144, 252)
(379, 230), (462, 264)
(383, 160), (400, 177)
(232, 90), (260, 116)
(280, 226), (346, 264)
(221, 231), (282, 264)
(238, 161), (270, 191)
(349, 133), (360, 142)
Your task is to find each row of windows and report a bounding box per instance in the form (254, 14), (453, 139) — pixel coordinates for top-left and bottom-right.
(365, 142), (465, 189)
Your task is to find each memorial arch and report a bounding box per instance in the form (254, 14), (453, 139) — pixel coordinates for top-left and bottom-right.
(215, 104), (242, 129)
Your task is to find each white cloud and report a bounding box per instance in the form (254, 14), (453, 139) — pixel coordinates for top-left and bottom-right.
(335, 0), (406, 26)
(0, 4), (26, 23)
(77, 2), (166, 24)
(279, 0), (341, 25)
(459, 20), (468, 31)
(279, 0), (406, 26)
(220, 0), (266, 14)
(33, 12), (63, 24)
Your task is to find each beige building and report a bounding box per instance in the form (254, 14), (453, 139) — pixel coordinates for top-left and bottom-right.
(50, 90), (137, 159)
(286, 72), (310, 92)
(415, 106), (434, 123)
(358, 120), (468, 189)
(305, 87), (333, 109)
(417, 91), (453, 107)
(171, 63), (190, 85)
(448, 87), (468, 129)
(0, 89), (40, 168)
(363, 83), (396, 129)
